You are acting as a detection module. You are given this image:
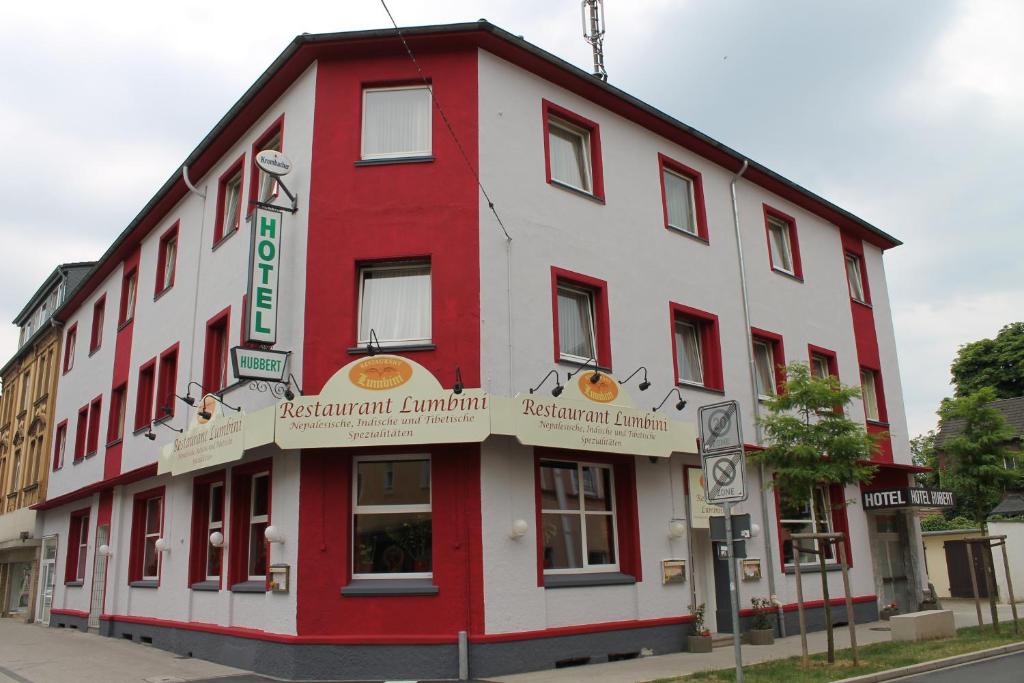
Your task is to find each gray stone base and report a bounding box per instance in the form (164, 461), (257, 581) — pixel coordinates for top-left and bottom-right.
(49, 612), (89, 632)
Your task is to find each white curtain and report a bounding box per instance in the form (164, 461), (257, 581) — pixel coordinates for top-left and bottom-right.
(557, 287), (595, 359)
(223, 177), (241, 233)
(163, 238), (176, 290)
(769, 221), (793, 272)
(846, 255), (864, 301)
(675, 321), (704, 384)
(359, 266), (432, 344)
(549, 123), (590, 192)
(754, 341), (775, 397)
(257, 134), (281, 202)
(664, 170), (695, 233)
(861, 369), (879, 420)
(363, 88), (431, 158)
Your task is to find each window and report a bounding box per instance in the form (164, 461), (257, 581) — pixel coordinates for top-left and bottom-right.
(353, 456), (432, 577)
(543, 100), (604, 199)
(539, 461), (617, 572)
(671, 304), (724, 390)
(811, 354), (830, 380)
(552, 268), (611, 367)
(9, 450), (20, 493)
(155, 224), (178, 295)
(65, 509), (90, 584)
(90, 297), (105, 354)
(752, 329), (784, 400)
(85, 396), (102, 455)
(156, 345), (178, 420)
(228, 460), (271, 588)
(119, 268), (138, 325)
(74, 405), (88, 462)
(128, 488), (164, 583)
(861, 368), (882, 422)
(251, 120), (283, 205)
(361, 86), (432, 160)
(247, 474), (269, 579)
(135, 360), (156, 431)
(763, 205), (803, 278)
(214, 158), (244, 244)
(659, 154), (708, 240)
(808, 345), (838, 381)
(207, 482), (225, 579)
(779, 486), (834, 566)
(53, 421), (67, 470)
(63, 324), (77, 373)
(845, 253), (868, 303)
(107, 384), (126, 444)
(203, 308), (230, 393)
(20, 372), (30, 411)
(357, 262), (431, 346)
(189, 473), (226, 587)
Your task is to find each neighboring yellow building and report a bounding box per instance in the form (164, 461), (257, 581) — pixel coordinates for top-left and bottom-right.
(0, 263), (92, 619)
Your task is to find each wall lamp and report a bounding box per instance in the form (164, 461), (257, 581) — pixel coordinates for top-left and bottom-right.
(618, 366), (651, 391)
(145, 419), (184, 441)
(198, 394), (241, 421)
(529, 370), (563, 397)
(509, 519), (529, 539)
(209, 531), (225, 548)
(566, 356), (602, 384)
(264, 526), (286, 544)
(653, 387), (686, 412)
(176, 381), (207, 407)
(282, 373), (303, 401)
(365, 329), (383, 356)
(453, 367), (464, 395)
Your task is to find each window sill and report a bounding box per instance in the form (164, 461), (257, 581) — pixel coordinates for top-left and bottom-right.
(549, 179), (605, 204)
(212, 229), (239, 252)
(355, 155), (434, 167)
(23, 482), (38, 492)
(771, 268), (804, 283)
(105, 438), (123, 449)
(6, 492), (17, 500)
(866, 419), (889, 428)
(784, 563), (842, 575)
(666, 226), (709, 244)
(65, 580), (84, 588)
(88, 346), (101, 357)
(677, 381), (725, 396)
(190, 580), (220, 592)
(852, 298), (873, 309)
(557, 359), (613, 375)
(340, 578), (439, 597)
(72, 458), (84, 466)
(84, 450), (97, 459)
(544, 572), (636, 589)
(154, 412), (175, 425)
(132, 425), (151, 436)
(153, 286), (173, 303)
(347, 343), (437, 356)
(230, 581), (267, 593)
(117, 318), (133, 332)
(129, 580), (159, 588)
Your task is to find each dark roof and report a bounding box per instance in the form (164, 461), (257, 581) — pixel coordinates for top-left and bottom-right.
(936, 396), (1024, 447)
(53, 21), (902, 324)
(13, 262), (94, 325)
(990, 492), (1024, 518)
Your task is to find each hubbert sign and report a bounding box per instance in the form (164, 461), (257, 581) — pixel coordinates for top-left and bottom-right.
(246, 207), (282, 345)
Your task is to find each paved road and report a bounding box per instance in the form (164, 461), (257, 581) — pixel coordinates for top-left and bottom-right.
(892, 650), (1024, 682)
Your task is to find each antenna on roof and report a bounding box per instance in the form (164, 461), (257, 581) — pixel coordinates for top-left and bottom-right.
(582, 0), (608, 81)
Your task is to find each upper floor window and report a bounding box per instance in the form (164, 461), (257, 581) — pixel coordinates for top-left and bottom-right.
(659, 155), (708, 240)
(63, 324), (77, 374)
(85, 396), (102, 456)
(90, 296), (105, 354)
(539, 460), (617, 573)
(156, 346), (178, 420)
(357, 262), (432, 347)
(552, 268), (611, 368)
(671, 304), (723, 391)
(845, 253), (869, 304)
(119, 268), (138, 326)
(135, 360), (156, 432)
(811, 353), (831, 380)
(361, 86), (432, 160)
(19, 372), (30, 412)
(251, 119), (284, 206)
(203, 308), (230, 393)
(107, 384), (126, 444)
(752, 329), (785, 400)
(52, 421), (67, 471)
(861, 367), (883, 422)
(74, 405), (88, 462)
(214, 158), (244, 245)
(156, 224), (178, 295)
(763, 206), (803, 279)
(353, 456), (432, 577)
(543, 100), (604, 200)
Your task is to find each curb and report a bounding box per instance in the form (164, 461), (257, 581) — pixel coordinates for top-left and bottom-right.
(833, 640), (1024, 683)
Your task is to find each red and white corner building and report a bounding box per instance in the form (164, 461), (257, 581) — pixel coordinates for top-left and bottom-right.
(32, 22), (932, 680)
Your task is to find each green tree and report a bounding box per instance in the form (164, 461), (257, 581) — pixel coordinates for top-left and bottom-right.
(951, 322), (1024, 399)
(749, 362), (881, 664)
(911, 430), (940, 490)
(938, 388), (1017, 530)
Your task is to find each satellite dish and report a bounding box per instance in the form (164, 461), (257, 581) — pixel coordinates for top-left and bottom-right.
(255, 149), (293, 177)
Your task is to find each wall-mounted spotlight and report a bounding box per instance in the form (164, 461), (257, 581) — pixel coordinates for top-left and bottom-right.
(453, 367), (464, 395)
(618, 366), (651, 391)
(566, 356), (602, 384)
(529, 370), (564, 397)
(176, 381), (207, 407)
(653, 387), (686, 412)
(198, 393), (242, 421)
(365, 329), (383, 356)
(145, 419), (184, 441)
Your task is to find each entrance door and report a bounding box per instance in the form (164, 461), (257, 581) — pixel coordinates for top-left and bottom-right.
(944, 540), (991, 599)
(6, 563), (32, 615)
(37, 536), (57, 624)
(88, 525), (109, 631)
(872, 514), (911, 612)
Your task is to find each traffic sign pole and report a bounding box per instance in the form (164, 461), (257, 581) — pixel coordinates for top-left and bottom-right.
(724, 502), (743, 683)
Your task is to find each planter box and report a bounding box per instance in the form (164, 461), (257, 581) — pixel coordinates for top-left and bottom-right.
(745, 628), (774, 645)
(688, 635), (713, 653)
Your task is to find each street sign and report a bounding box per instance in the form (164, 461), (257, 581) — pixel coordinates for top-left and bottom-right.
(715, 540), (747, 560)
(231, 347), (290, 382)
(702, 449), (747, 504)
(710, 513), (750, 542)
(698, 400), (742, 453)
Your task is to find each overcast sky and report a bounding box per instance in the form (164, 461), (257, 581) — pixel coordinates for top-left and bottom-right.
(2, 0), (1020, 437)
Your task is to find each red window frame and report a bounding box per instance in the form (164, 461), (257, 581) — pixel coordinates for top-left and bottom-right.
(73, 405), (88, 462)
(773, 483), (852, 570)
(189, 470), (227, 588)
(134, 358), (156, 432)
(228, 458), (273, 589)
(669, 302), (723, 391)
(844, 250), (872, 305)
(658, 154), (709, 241)
(541, 99), (605, 201)
(156, 344), (179, 420)
(107, 383), (127, 445)
(128, 486), (165, 584)
(532, 449), (641, 586)
(248, 115), (284, 214)
(53, 420), (68, 471)
(751, 327), (786, 396)
(550, 267), (612, 369)
(155, 222), (179, 296)
(214, 156), (245, 245)
(763, 204), (803, 279)
(62, 323), (77, 374)
(85, 395), (102, 456)
(118, 267), (138, 326)
(90, 296), (105, 354)
(203, 306), (231, 394)
(807, 344), (839, 380)
(860, 365), (888, 424)
(65, 507), (90, 584)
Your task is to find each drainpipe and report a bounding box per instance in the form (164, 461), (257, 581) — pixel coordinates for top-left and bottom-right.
(181, 165), (209, 396)
(730, 159), (784, 636)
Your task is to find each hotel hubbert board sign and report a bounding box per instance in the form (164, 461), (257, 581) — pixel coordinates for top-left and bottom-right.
(491, 372), (698, 458)
(274, 355), (490, 449)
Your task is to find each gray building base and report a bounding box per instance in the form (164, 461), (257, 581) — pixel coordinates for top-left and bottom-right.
(49, 612), (89, 632)
(92, 601), (879, 680)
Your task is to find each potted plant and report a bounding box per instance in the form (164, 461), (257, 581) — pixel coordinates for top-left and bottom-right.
(688, 603), (713, 653)
(880, 601), (899, 620)
(745, 596), (777, 645)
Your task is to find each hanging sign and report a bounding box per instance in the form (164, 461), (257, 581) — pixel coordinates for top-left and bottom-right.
(232, 347), (289, 381)
(275, 355), (489, 450)
(255, 150), (293, 177)
(246, 207), (283, 345)
(702, 449), (748, 503)
(698, 399), (742, 453)
(687, 467), (723, 529)
(491, 371), (698, 458)
(158, 411), (245, 476)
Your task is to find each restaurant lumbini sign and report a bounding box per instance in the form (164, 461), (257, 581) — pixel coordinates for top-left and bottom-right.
(158, 397), (245, 476)
(274, 355), (490, 450)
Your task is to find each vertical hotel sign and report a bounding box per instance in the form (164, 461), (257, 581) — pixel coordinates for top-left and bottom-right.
(246, 206), (283, 345)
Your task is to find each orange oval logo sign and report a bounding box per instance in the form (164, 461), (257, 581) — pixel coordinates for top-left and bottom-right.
(578, 372), (619, 403)
(349, 357), (414, 391)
